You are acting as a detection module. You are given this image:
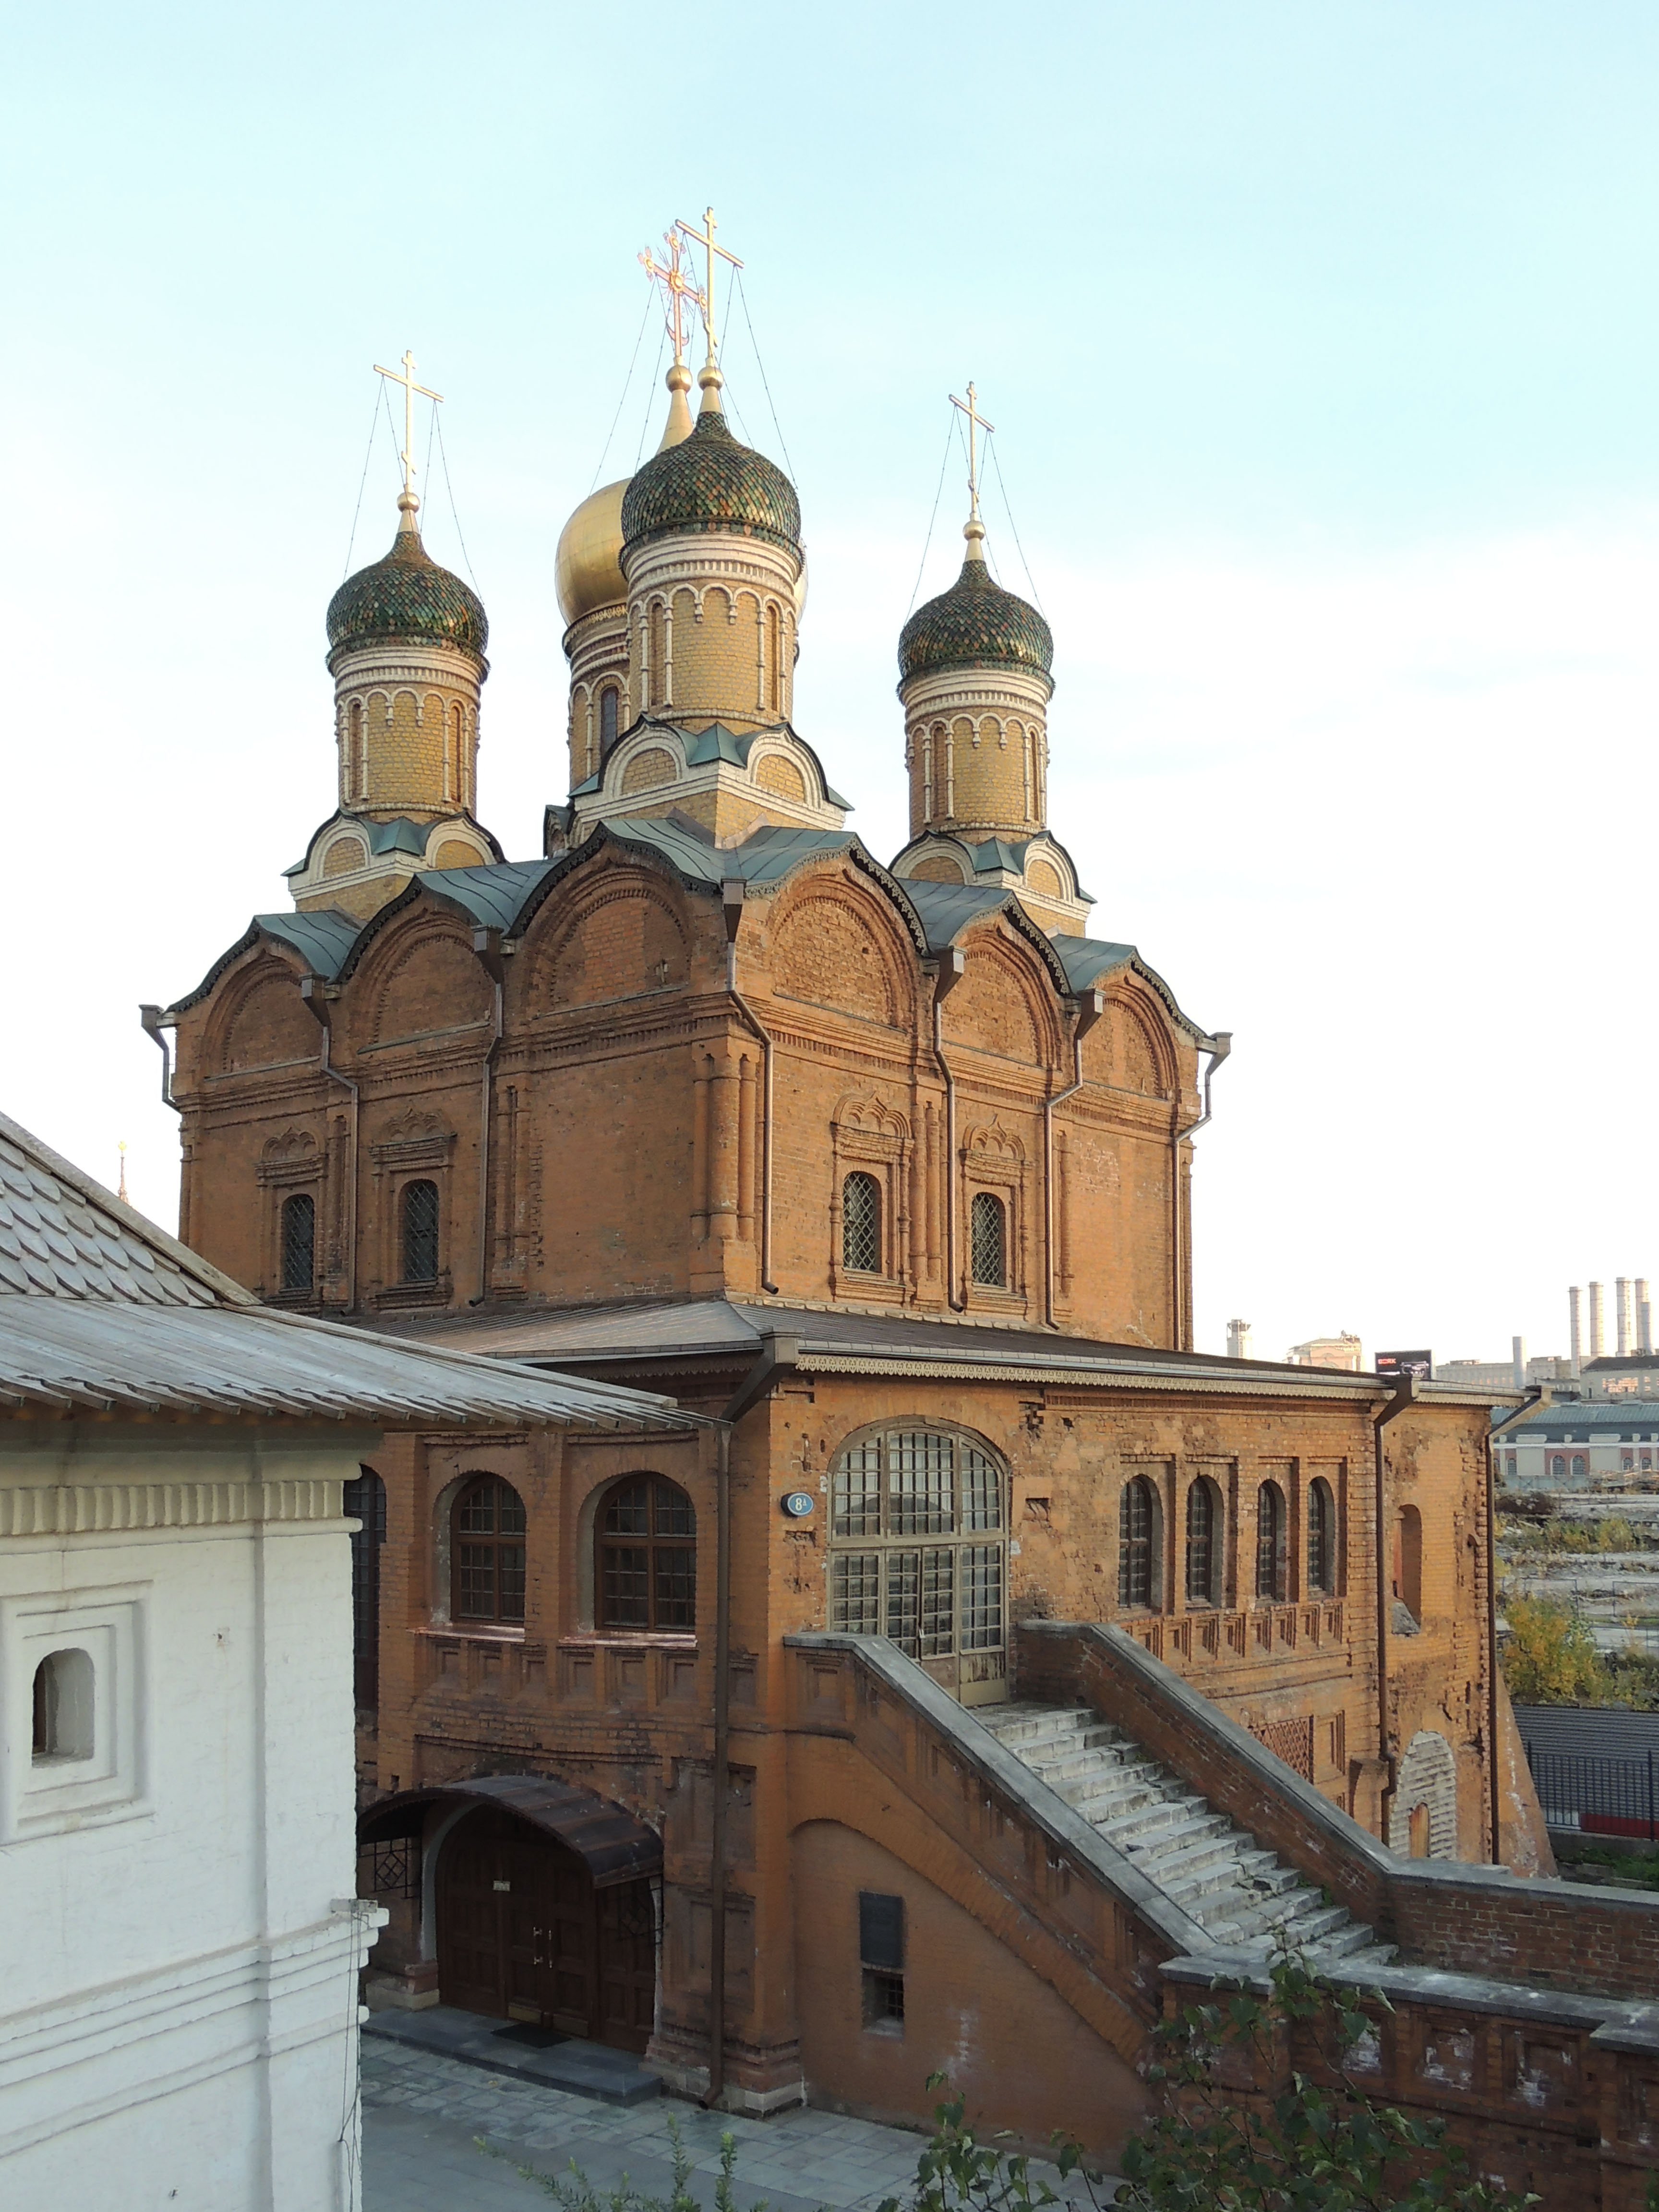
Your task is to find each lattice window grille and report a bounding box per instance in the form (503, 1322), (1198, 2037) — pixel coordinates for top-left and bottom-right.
(281, 1192), (315, 1291)
(832, 1442), (884, 1537)
(842, 1171), (882, 1274)
(960, 1544), (1004, 1650)
(959, 1446), (1003, 1532)
(1251, 1714), (1315, 1782)
(831, 1551), (881, 1635)
(890, 1431), (953, 1535)
(970, 1191), (1006, 1287)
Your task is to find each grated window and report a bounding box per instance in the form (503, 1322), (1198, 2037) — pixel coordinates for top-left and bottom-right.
(842, 1171), (882, 1274)
(1186, 1479), (1215, 1604)
(1256, 1481), (1287, 1602)
(1119, 1476), (1157, 1609)
(401, 1179), (440, 1283)
(280, 1192), (315, 1291)
(970, 1191), (1005, 1287)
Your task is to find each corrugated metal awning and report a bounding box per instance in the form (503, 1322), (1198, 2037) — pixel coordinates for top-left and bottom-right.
(359, 1774), (662, 1888)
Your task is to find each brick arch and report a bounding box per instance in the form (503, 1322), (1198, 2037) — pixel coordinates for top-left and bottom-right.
(1083, 989), (1175, 1099)
(830, 1090), (911, 1145)
(940, 931), (1058, 1067)
(209, 955), (317, 1075)
(769, 884), (911, 1028)
(1391, 1729), (1459, 1860)
(962, 1120), (1025, 1168)
(524, 874), (690, 1012)
(361, 918), (493, 1048)
(752, 748), (808, 802)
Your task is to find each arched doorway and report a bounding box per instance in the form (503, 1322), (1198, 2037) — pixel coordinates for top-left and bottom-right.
(437, 1805), (656, 2051)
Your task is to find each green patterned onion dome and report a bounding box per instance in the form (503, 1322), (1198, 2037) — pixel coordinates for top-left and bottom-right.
(326, 520), (488, 661)
(898, 553), (1053, 686)
(621, 410), (800, 553)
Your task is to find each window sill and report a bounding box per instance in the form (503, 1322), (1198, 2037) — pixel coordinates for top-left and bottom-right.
(375, 1277), (453, 1311)
(420, 1623), (527, 1642)
(560, 1632), (698, 1650)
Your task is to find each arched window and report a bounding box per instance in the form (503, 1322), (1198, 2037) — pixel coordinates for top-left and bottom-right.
(970, 1192), (1006, 1288)
(349, 699), (364, 799)
(649, 605), (667, 707)
(1395, 1503), (1423, 1625)
(1119, 1476), (1162, 1611)
(32, 1648), (94, 1762)
(767, 603), (782, 714)
(827, 1427), (1008, 1700)
(597, 1476), (697, 1630)
(600, 686), (619, 755)
(1255, 1481), (1286, 1602)
(1308, 1478), (1336, 1595)
(452, 1476), (526, 1626)
(1571, 1454), (1587, 1479)
(842, 1172), (882, 1274)
(1550, 1454), (1566, 1478)
(1185, 1479), (1218, 1605)
(401, 1179), (440, 1283)
(344, 1468), (386, 1708)
(280, 1192), (315, 1292)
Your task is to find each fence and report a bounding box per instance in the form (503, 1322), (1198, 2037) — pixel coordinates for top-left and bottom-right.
(1524, 1743), (1657, 1839)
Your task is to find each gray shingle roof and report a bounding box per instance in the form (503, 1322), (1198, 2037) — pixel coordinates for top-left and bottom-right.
(0, 1109), (690, 1431)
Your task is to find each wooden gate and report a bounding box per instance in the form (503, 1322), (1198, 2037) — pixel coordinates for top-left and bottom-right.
(436, 1807), (655, 2051)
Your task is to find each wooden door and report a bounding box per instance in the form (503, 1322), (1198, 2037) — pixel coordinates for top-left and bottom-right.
(437, 1809), (656, 2050)
(595, 1880), (656, 2052)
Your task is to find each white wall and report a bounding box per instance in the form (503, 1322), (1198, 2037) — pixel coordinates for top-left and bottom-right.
(0, 1422), (385, 2212)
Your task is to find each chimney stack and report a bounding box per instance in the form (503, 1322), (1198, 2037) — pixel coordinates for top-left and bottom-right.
(1226, 1318), (1252, 1361)
(1589, 1281), (1605, 1361)
(1618, 1277), (1634, 1358)
(1570, 1286), (1583, 1378)
(1640, 1279), (1653, 1356)
(1512, 1335), (1527, 1390)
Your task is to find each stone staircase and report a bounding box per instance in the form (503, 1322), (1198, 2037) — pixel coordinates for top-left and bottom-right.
(980, 1702), (1395, 1968)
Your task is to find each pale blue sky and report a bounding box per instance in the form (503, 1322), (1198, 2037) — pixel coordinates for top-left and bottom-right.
(6, 3), (1658, 1362)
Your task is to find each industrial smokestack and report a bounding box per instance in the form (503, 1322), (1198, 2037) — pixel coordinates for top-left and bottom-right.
(1512, 1335), (1527, 1390)
(1227, 1318), (1252, 1361)
(1570, 1286), (1583, 1378)
(1618, 1277), (1634, 1358)
(1640, 1279), (1653, 1355)
(1589, 1281), (1605, 1361)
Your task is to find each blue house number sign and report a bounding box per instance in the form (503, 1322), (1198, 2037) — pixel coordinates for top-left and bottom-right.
(781, 1491), (815, 1519)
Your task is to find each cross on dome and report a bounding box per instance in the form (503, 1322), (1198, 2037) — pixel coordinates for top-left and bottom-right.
(374, 349), (443, 521)
(675, 205), (743, 373)
(639, 230), (704, 369)
(950, 382), (995, 526)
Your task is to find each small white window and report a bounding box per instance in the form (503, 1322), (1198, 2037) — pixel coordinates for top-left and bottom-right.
(33, 1648), (95, 1763)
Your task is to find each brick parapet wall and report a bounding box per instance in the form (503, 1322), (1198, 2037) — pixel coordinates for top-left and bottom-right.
(1018, 1620), (1659, 2001)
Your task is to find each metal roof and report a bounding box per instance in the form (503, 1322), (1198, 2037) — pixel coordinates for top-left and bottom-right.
(1505, 1402), (1659, 1435)
(0, 1110), (689, 1431)
(359, 1774), (661, 1887)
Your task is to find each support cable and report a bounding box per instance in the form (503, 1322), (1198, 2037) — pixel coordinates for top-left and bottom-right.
(592, 287), (656, 492)
(733, 268), (798, 481)
(633, 326), (669, 468)
(341, 385), (382, 578)
(433, 407), (480, 589)
(988, 433), (1046, 615)
(906, 408), (958, 617)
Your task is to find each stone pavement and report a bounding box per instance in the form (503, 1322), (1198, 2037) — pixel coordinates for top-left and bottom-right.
(361, 2037), (1119, 2212)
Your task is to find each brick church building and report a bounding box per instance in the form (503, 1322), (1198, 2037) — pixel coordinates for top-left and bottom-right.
(152, 264), (1659, 2200)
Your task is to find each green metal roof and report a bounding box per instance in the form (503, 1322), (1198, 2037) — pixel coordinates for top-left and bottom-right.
(898, 554), (1054, 687)
(620, 410), (800, 554)
(325, 522), (488, 662)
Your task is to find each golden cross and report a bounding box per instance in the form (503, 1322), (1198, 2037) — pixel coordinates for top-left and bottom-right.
(639, 230), (704, 367)
(950, 382), (995, 522)
(374, 349), (443, 504)
(675, 205), (743, 366)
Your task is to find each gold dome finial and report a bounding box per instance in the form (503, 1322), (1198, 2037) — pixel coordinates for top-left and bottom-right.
(660, 361), (694, 450)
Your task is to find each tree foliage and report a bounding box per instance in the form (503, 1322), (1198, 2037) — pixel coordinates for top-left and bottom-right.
(1500, 1597), (1610, 1705)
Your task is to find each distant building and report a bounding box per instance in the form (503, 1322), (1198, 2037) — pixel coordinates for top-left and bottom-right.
(1289, 1332), (1363, 1371)
(1226, 1317), (1252, 1359)
(1493, 1399), (1659, 1490)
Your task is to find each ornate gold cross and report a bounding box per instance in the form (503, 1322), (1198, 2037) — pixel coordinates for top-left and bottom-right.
(675, 205), (743, 366)
(950, 382), (995, 522)
(374, 349), (443, 504)
(638, 230), (703, 367)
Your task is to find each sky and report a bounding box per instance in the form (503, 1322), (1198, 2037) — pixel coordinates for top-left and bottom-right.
(3, 1), (1658, 1366)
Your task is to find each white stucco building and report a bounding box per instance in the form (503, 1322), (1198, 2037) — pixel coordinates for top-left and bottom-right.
(0, 1111), (677, 2211)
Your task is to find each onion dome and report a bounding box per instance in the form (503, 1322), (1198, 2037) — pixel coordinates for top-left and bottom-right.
(898, 521), (1052, 687)
(556, 479), (628, 626)
(327, 497), (488, 662)
(621, 397), (800, 555)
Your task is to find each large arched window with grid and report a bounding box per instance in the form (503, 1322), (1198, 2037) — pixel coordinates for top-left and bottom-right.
(452, 1476), (526, 1626)
(401, 1179), (440, 1283)
(1307, 1477), (1337, 1595)
(1118, 1475), (1163, 1611)
(827, 1427), (1009, 1705)
(596, 1476), (697, 1631)
(1255, 1480), (1287, 1602)
(842, 1172), (882, 1274)
(280, 1192), (315, 1292)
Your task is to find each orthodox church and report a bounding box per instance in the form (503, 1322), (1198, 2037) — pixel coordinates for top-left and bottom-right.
(152, 229), (1659, 2203)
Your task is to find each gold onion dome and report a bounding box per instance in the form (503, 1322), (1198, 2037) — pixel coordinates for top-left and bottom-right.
(555, 363), (697, 626)
(898, 522), (1052, 687)
(621, 377), (800, 555)
(327, 498), (488, 665)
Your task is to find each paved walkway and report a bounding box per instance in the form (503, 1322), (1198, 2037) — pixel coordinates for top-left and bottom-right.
(361, 2038), (1117, 2212)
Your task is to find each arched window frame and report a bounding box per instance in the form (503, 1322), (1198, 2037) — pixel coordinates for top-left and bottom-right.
(970, 1191), (1007, 1290)
(595, 1475), (697, 1633)
(841, 1171), (883, 1275)
(1307, 1476), (1337, 1596)
(401, 1178), (441, 1284)
(1394, 1502), (1423, 1625)
(1255, 1480), (1287, 1603)
(1185, 1476), (1221, 1606)
(451, 1475), (527, 1628)
(600, 685), (620, 757)
(1119, 1474), (1165, 1613)
(279, 1191), (315, 1294)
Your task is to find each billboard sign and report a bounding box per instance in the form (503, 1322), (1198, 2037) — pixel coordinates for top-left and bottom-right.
(1376, 1349), (1433, 1382)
